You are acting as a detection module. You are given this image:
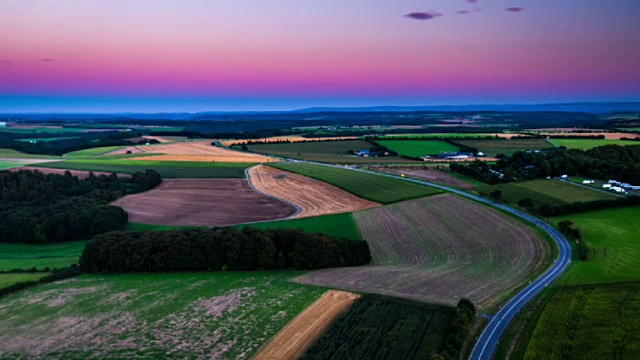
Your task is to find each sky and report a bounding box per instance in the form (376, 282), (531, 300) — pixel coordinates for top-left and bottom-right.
(1, 0), (639, 112)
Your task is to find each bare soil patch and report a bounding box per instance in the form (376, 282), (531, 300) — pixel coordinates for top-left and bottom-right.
(253, 291), (360, 360)
(294, 194), (549, 310)
(111, 178), (296, 226)
(375, 167), (475, 189)
(247, 165), (379, 218)
(11, 167), (131, 179)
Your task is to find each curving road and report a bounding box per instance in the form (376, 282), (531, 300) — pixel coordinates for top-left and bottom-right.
(282, 160), (573, 360)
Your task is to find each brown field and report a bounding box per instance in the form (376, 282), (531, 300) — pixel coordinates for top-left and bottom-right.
(247, 165), (379, 218)
(122, 140), (275, 162)
(222, 136), (359, 146)
(12, 167), (131, 179)
(111, 178), (296, 226)
(253, 291), (360, 360)
(375, 168), (475, 189)
(294, 194), (549, 310)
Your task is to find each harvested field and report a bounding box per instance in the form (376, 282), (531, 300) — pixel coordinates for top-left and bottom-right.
(129, 154), (275, 162)
(222, 136), (359, 146)
(295, 194), (549, 310)
(375, 167), (476, 189)
(123, 140), (275, 162)
(254, 291), (360, 360)
(247, 165), (379, 218)
(111, 178), (296, 226)
(11, 167), (131, 179)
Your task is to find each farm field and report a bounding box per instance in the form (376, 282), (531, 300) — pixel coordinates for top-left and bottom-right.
(475, 179), (617, 208)
(64, 146), (126, 158)
(247, 165), (379, 218)
(269, 162), (441, 204)
(125, 140), (275, 163)
(455, 138), (553, 156)
(31, 159), (253, 178)
(223, 136), (359, 146)
(380, 133), (512, 139)
(0, 148), (60, 159)
(0, 241), (85, 271)
(254, 291), (360, 360)
(520, 282), (640, 360)
(112, 178), (296, 226)
(375, 167), (477, 189)
(550, 206), (640, 285)
(10, 167), (132, 179)
(295, 194), (549, 309)
(0, 272), (325, 359)
(17, 136), (80, 143)
(244, 140), (421, 164)
(376, 139), (460, 157)
(0, 273), (49, 289)
(239, 212), (362, 240)
(302, 295), (456, 360)
(549, 138), (640, 150)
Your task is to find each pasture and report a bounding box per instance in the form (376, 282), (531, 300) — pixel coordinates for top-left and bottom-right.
(0, 273), (49, 289)
(549, 138), (640, 150)
(244, 140), (420, 164)
(375, 167), (478, 189)
(455, 138), (553, 156)
(64, 146), (126, 158)
(376, 139), (460, 157)
(0, 148), (60, 159)
(0, 241), (85, 271)
(112, 178), (296, 227)
(295, 194), (549, 309)
(248, 165), (379, 218)
(0, 272), (325, 359)
(32, 159), (254, 178)
(268, 162), (441, 204)
(239, 212), (362, 241)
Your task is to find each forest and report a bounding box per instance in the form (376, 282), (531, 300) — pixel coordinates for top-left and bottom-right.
(0, 169), (162, 243)
(80, 227), (372, 273)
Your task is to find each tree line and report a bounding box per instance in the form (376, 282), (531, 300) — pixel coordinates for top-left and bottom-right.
(80, 227), (371, 273)
(0, 169), (162, 243)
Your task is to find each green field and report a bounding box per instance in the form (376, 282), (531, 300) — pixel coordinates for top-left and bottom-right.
(0, 127), (91, 134)
(269, 162), (441, 204)
(64, 146), (126, 158)
(17, 136), (80, 143)
(244, 140), (421, 164)
(549, 138), (640, 150)
(0, 241), (86, 271)
(0, 273), (49, 289)
(32, 159), (254, 178)
(0, 272), (324, 359)
(455, 138), (553, 156)
(551, 206), (640, 285)
(0, 160), (31, 170)
(303, 295), (456, 360)
(380, 133), (503, 139)
(475, 180), (617, 208)
(0, 148), (60, 159)
(239, 213), (361, 240)
(376, 140), (459, 157)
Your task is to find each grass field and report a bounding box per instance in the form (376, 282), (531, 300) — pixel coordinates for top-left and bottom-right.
(376, 140), (459, 157)
(0, 148), (60, 159)
(0, 241), (86, 271)
(0, 160), (30, 170)
(32, 159), (254, 178)
(475, 180), (617, 208)
(239, 212), (362, 240)
(17, 136), (80, 143)
(244, 140), (421, 164)
(302, 295), (456, 360)
(0, 272), (325, 359)
(380, 133), (504, 139)
(269, 162), (441, 204)
(0, 273), (49, 289)
(64, 146), (126, 158)
(549, 138), (640, 150)
(455, 138), (553, 156)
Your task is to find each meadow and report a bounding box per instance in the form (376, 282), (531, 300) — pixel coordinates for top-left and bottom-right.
(0, 272), (325, 359)
(0, 241), (85, 271)
(455, 138), (553, 156)
(380, 133), (504, 139)
(375, 140), (460, 157)
(549, 138), (640, 150)
(0, 148), (60, 159)
(268, 162), (441, 204)
(0, 273), (50, 289)
(64, 146), (127, 158)
(239, 212), (362, 240)
(32, 159), (254, 178)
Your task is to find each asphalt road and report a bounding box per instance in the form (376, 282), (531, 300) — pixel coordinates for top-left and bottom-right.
(291, 161), (573, 360)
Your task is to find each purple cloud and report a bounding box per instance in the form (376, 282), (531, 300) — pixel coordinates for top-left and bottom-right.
(457, 10), (471, 15)
(404, 11), (443, 21)
(468, 0), (479, 3)
(506, 7), (524, 12)
(38, 58), (54, 62)
(0, 60), (13, 66)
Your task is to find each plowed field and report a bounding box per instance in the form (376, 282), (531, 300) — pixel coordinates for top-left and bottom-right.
(295, 194), (549, 310)
(247, 165), (379, 218)
(111, 179), (296, 226)
(120, 140), (274, 162)
(253, 291), (360, 360)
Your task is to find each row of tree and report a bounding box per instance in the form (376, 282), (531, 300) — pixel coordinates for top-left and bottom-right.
(0, 169), (162, 243)
(558, 220), (588, 261)
(80, 227), (372, 273)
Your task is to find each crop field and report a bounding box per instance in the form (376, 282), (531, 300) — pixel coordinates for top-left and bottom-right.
(64, 146), (126, 158)
(0, 272), (325, 359)
(302, 295), (456, 360)
(269, 162), (441, 204)
(549, 138), (640, 150)
(125, 140), (275, 163)
(475, 180), (617, 208)
(455, 138), (553, 156)
(32, 159), (254, 178)
(248, 165), (379, 218)
(112, 178), (296, 227)
(521, 282), (640, 360)
(0, 241), (85, 271)
(223, 136), (360, 146)
(239, 212), (361, 240)
(375, 167), (477, 189)
(376, 140), (460, 157)
(550, 206), (640, 285)
(244, 140), (421, 164)
(254, 291), (360, 360)
(380, 133), (512, 139)
(295, 194), (549, 309)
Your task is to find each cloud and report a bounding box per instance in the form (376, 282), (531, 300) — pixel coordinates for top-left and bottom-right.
(404, 11), (443, 21)
(38, 58), (54, 62)
(506, 7), (524, 12)
(468, 0), (479, 3)
(0, 60), (13, 66)
(457, 10), (471, 15)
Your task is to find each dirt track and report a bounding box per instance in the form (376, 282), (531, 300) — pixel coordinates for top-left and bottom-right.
(253, 291), (360, 360)
(247, 165), (379, 218)
(111, 178), (296, 226)
(376, 168), (475, 189)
